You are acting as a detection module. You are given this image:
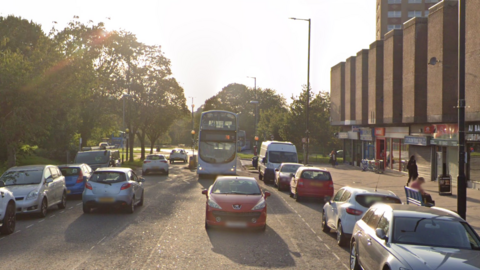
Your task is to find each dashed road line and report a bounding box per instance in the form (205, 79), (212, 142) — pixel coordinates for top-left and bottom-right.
(60, 210), (65, 214)
(317, 235), (323, 241)
(69, 207), (74, 210)
(97, 236), (107, 245)
(13, 230), (21, 234)
(26, 224), (34, 229)
(77, 203), (82, 206)
(38, 219), (45, 223)
(324, 243), (331, 250)
(333, 252), (340, 260)
(90, 246), (95, 250)
(343, 263), (349, 270)
(49, 214), (56, 218)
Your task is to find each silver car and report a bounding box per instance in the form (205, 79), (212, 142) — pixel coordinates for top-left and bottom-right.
(350, 203), (480, 270)
(82, 168), (145, 214)
(0, 165), (67, 218)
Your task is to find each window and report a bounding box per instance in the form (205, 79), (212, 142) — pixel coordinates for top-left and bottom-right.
(387, 25), (402, 31)
(388, 0), (401, 3)
(333, 189), (345, 202)
(424, 10), (429, 16)
(367, 208), (385, 228)
(340, 190), (352, 202)
(377, 214), (390, 235)
(362, 208), (375, 223)
(300, 170), (331, 181)
(425, 0), (438, 3)
(90, 172), (126, 183)
(355, 195), (401, 208)
(408, 0), (422, 3)
(44, 168), (53, 179)
(408, 11), (422, 18)
(388, 11), (401, 18)
(212, 179), (261, 195)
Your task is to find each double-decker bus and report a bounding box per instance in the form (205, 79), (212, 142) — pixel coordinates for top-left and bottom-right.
(197, 111), (237, 176)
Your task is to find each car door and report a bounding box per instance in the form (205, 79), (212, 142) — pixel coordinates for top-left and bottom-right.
(131, 171), (143, 200)
(51, 167), (63, 203)
(334, 190), (351, 226)
(43, 167), (56, 205)
(356, 208), (375, 268)
(369, 211), (392, 270)
(127, 171), (139, 202)
(362, 208), (385, 270)
(327, 188), (345, 228)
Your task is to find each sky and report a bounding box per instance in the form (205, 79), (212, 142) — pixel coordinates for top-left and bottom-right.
(3, 0), (376, 108)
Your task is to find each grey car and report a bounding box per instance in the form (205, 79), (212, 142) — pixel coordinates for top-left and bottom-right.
(82, 168), (145, 214)
(0, 165), (67, 218)
(350, 203), (480, 270)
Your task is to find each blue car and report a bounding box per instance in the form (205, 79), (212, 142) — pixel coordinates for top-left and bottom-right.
(59, 164), (93, 196)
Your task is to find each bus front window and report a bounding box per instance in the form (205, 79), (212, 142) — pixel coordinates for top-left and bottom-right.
(199, 142), (236, 164)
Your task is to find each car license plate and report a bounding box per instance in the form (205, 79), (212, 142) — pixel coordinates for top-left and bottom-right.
(311, 182), (323, 187)
(99, 197), (115, 203)
(226, 221), (247, 228)
(152, 166), (160, 169)
(67, 190), (71, 194)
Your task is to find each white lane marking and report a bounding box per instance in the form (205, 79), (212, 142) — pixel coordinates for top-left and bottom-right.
(317, 235), (323, 241)
(343, 263), (349, 270)
(38, 219), (45, 223)
(26, 224), (34, 229)
(60, 210), (65, 214)
(333, 252), (340, 261)
(13, 230), (21, 234)
(310, 227), (316, 234)
(97, 236), (107, 245)
(69, 207), (73, 210)
(77, 203), (82, 206)
(90, 246), (95, 250)
(49, 214), (56, 218)
(324, 243), (330, 250)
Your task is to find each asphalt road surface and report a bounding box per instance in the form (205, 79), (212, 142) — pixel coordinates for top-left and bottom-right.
(0, 161), (350, 269)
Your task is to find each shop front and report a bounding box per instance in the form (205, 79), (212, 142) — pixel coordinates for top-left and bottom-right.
(430, 124), (459, 185)
(359, 127), (375, 160)
(404, 135), (433, 180)
(466, 124), (480, 185)
(339, 129), (361, 166)
(385, 127), (410, 172)
(375, 128), (386, 169)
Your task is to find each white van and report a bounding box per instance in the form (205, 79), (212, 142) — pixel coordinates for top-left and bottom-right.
(258, 141), (298, 183)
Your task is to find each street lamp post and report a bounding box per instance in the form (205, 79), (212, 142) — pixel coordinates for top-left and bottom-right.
(191, 130), (196, 156)
(458, 0), (467, 220)
(290, 17), (311, 165)
(247, 76), (258, 147)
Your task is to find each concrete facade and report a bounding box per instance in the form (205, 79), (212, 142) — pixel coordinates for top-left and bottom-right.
(330, 62), (345, 125)
(383, 29), (403, 124)
(426, 0), (458, 123)
(355, 49), (369, 125)
(368, 40), (384, 125)
(402, 17), (428, 123)
(345, 56), (356, 124)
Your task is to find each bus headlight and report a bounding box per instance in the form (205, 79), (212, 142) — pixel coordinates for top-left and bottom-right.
(198, 167), (203, 171)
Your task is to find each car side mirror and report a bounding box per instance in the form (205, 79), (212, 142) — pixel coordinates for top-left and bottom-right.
(264, 191), (271, 198)
(139, 177), (145, 183)
(375, 228), (388, 240)
(324, 196), (332, 203)
(275, 168), (279, 172)
(46, 177), (53, 184)
(202, 189), (208, 195)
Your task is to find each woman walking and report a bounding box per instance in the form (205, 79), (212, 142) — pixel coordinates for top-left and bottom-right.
(406, 155), (418, 186)
(329, 150), (336, 168)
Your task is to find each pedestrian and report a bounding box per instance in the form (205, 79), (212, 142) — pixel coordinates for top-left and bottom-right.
(406, 155), (418, 186)
(329, 150), (336, 168)
(409, 177), (435, 205)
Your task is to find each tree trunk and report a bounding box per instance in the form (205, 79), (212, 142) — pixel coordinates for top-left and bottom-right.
(138, 129), (146, 161)
(129, 129), (136, 162)
(150, 140), (155, 154)
(7, 144), (17, 168)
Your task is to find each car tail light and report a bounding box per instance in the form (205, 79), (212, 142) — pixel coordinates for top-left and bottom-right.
(328, 181), (334, 188)
(121, 183), (131, 190)
(144, 161), (151, 164)
(346, 208), (363, 216)
(85, 182), (93, 190)
(298, 179), (304, 186)
(76, 171), (84, 183)
(161, 160), (167, 163)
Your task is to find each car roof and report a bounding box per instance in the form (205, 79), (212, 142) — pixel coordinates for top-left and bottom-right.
(95, 167), (131, 173)
(58, 164), (87, 167)
(297, 166), (330, 173)
(340, 186), (398, 197)
(7, 165), (48, 171)
(215, 176), (257, 182)
(281, 163), (302, 166)
(375, 203), (463, 220)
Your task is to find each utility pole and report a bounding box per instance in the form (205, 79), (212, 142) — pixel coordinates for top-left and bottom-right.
(247, 76), (258, 147)
(457, 0), (467, 220)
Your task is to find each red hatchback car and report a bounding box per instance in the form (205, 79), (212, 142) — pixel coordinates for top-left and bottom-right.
(290, 167), (334, 201)
(202, 176), (271, 231)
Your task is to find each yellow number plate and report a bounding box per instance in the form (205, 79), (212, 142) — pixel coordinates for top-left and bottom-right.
(99, 197), (115, 203)
(311, 182), (323, 187)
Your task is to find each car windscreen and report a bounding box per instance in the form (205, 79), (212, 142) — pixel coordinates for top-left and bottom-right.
(199, 142), (236, 164)
(355, 195), (401, 208)
(147, 155), (165, 160)
(75, 151), (109, 164)
(300, 170), (331, 181)
(89, 172), (126, 183)
(0, 170), (43, 186)
(268, 151), (297, 163)
(212, 179), (261, 195)
(392, 217), (480, 250)
(280, 164), (301, 173)
(59, 167), (80, 177)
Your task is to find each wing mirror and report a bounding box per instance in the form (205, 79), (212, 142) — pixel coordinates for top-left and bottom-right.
(375, 228), (388, 240)
(46, 177), (53, 184)
(275, 168), (279, 172)
(324, 196), (332, 204)
(264, 191), (271, 198)
(139, 177), (145, 183)
(201, 189), (208, 195)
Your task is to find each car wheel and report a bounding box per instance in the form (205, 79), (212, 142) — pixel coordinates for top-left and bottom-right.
(58, 192), (67, 209)
(350, 239), (361, 270)
(138, 191), (144, 206)
(39, 198), (48, 218)
(337, 221), (347, 246)
(83, 204), (92, 214)
(1, 202), (16, 235)
(276, 181), (281, 191)
(321, 212), (330, 233)
(165, 170), (169, 176)
(295, 190), (301, 202)
(126, 196), (135, 214)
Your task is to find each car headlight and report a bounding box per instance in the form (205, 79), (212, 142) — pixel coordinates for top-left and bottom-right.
(252, 198), (266, 210)
(26, 190), (39, 201)
(208, 198), (222, 209)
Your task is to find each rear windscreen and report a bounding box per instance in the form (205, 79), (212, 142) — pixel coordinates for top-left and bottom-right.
(59, 167), (80, 176)
(89, 172), (126, 183)
(355, 195), (401, 208)
(147, 155), (165, 160)
(300, 170), (331, 181)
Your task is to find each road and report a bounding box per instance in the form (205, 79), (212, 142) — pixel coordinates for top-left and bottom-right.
(0, 161), (350, 269)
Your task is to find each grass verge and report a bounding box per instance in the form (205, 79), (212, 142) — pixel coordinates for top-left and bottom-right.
(237, 152), (254, 159)
(122, 159), (144, 169)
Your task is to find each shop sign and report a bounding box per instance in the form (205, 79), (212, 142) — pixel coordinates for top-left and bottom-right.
(466, 134), (480, 141)
(348, 131), (359, 140)
(359, 128), (373, 141)
(374, 128), (385, 137)
(385, 127), (409, 138)
(468, 124), (480, 133)
(433, 124), (458, 140)
(430, 139), (458, 147)
(351, 126), (360, 132)
(404, 136), (429, 146)
(338, 132), (349, 139)
(424, 125), (435, 134)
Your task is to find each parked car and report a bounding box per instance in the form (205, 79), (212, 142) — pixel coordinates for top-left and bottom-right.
(350, 203), (480, 270)
(274, 163), (302, 191)
(74, 149), (121, 171)
(290, 167), (334, 202)
(322, 187), (401, 246)
(58, 164), (93, 196)
(258, 141), (298, 184)
(143, 154), (169, 175)
(0, 165), (67, 218)
(0, 181), (16, 235)
(169, 149), (188, 164)
(82, 168), (145, 214)
(202, 176), (271, 231)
